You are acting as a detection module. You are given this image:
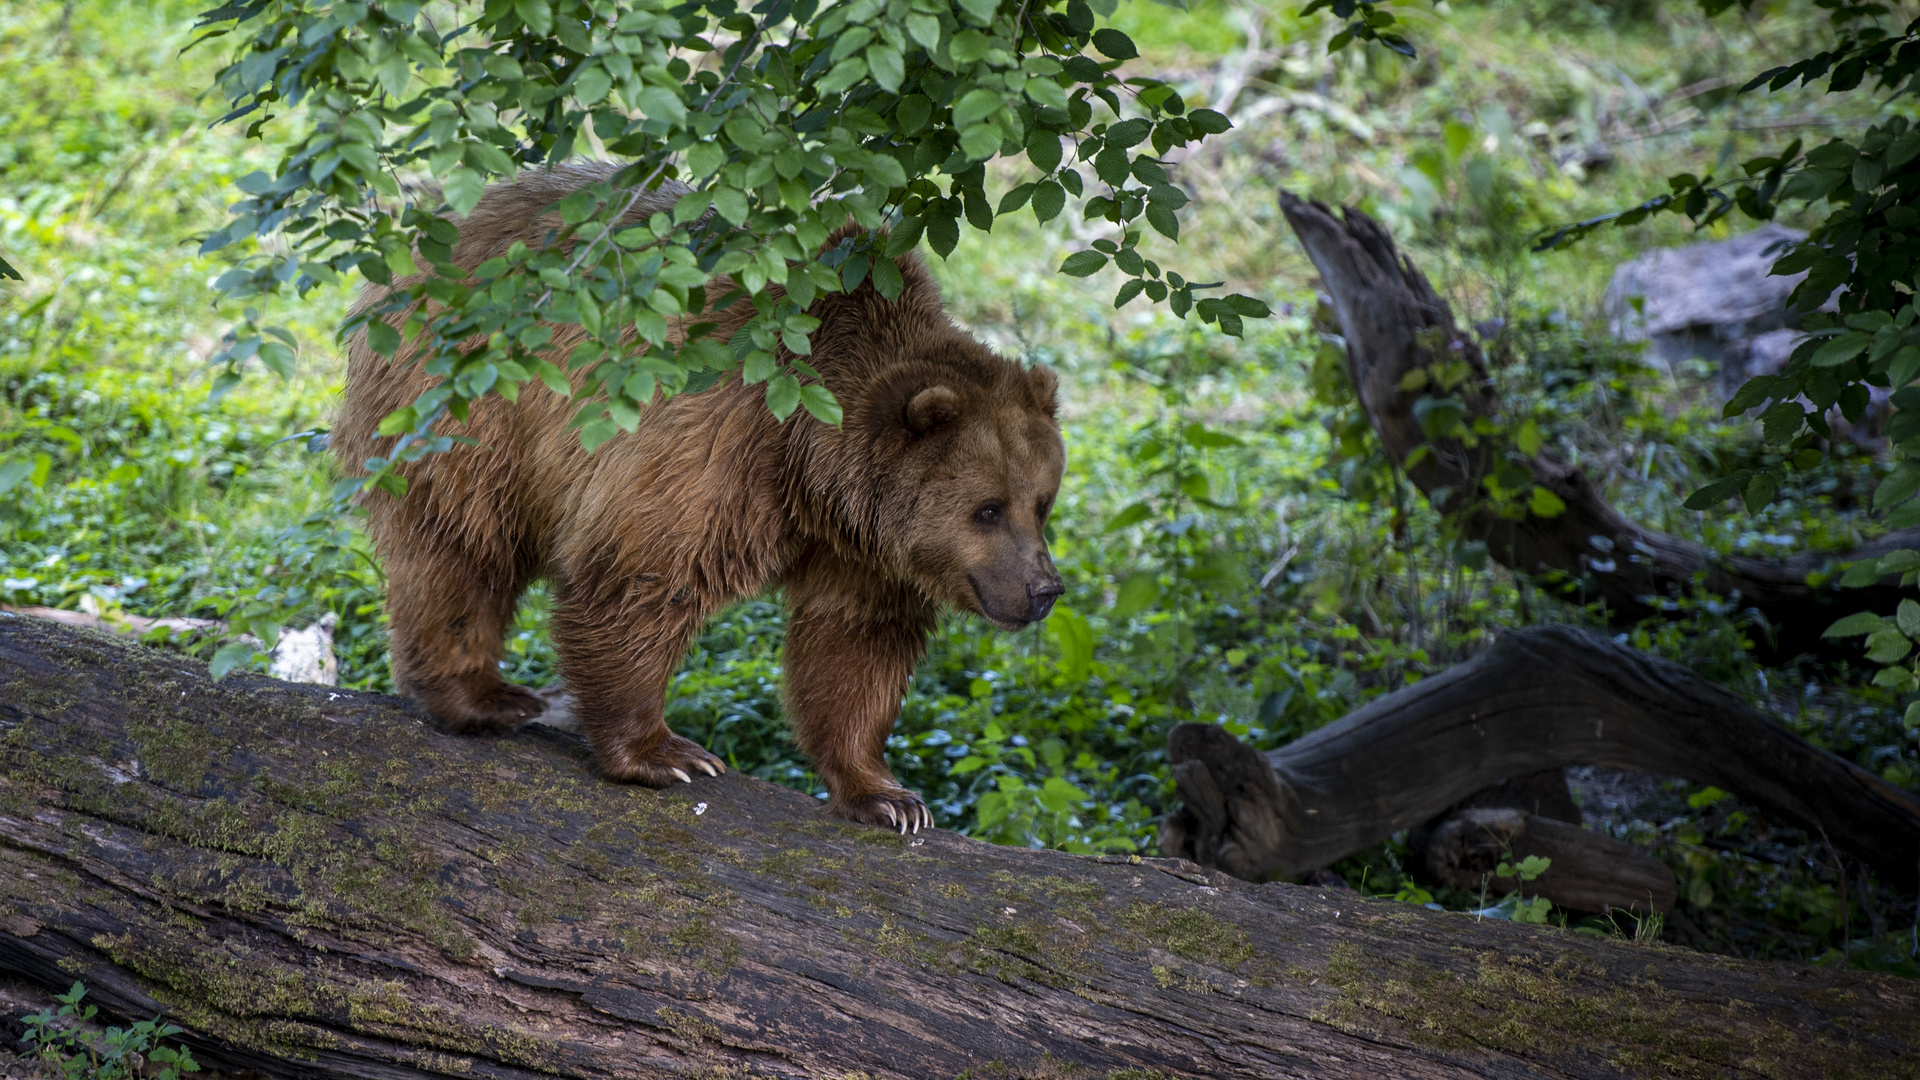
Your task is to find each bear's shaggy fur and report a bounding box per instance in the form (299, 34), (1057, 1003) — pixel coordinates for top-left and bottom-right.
(334, 163), (1065, 829)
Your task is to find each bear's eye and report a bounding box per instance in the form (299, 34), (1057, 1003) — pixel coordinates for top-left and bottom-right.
(974, 501), (1005, 526)
(1036, 496), (1053, 523)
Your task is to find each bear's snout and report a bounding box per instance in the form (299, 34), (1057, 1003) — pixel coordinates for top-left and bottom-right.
(1026, 578), (1064, 622)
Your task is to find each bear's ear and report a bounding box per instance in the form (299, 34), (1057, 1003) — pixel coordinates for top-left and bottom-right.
(1027, 364), (1059, 418)
(905, 385), (961, 435)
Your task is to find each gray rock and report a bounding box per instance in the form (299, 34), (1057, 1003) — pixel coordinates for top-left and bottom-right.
(1604, 223), (1811, 378)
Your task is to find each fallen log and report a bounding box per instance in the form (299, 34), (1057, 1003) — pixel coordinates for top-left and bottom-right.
(3, 615), (1917, 1078)
(1420, 807), (1678, 915)
(1157, 624), (1920, 893)
(1279, 192), (1917, 662)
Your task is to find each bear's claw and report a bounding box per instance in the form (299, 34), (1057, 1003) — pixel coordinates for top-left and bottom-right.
(426, 679), (546, 734)
(601, 733), (727, 789)
(830, 788), (933, 835)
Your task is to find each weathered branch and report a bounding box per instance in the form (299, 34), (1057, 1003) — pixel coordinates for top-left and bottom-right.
(3, 616), (1917, 1078)
(1280, 193), (1916, 661)
(1421, 807), (1677, 915)
(1158, 624), (1920, 893)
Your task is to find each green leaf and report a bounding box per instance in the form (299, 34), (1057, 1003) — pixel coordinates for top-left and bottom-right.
(1059, 250), (1108, 277)
(1875, 462), (1920, 511)
(377, 407), (418, 437)
(687, 142), (726, 179)
(816, 56), (868, 96)
(1684, 472), (1750, 510)
(952, 88), (1002, 128)
(1031, 180), (1067, 223)
(1091, 28), (1138, 60)
(0, 457), (30, 496)
(871, 255), (905, 301)
(1223, 293), (1270, 318)
(1111, 571), (1161, 618)
(1823, 611), (1889, 638)
(1516, 419), (1543, 456)
(1187, 108), (1231, 135)
(1529, 486), (1567, 518)
(906, 13), (942, 50)
(1866, 627), (1914, 663)
(949, 29), (991, 63)
(1105, 119), (1151, 149)
(927, 214), (960, 258)
(1758, 401), (1804, 446)
(209, 641), (257, 682)
(712, 187), (750, 225)
(443, 167), (487, 216)
(257, 341), (295, 380)
(1811, 330), (1871, 367)
(1104, 502), (1154, 531)
(1048, 606), (1094, 684)
(866, 43), (904, 92)
(766, 374), (802, 421)
(1897, 599), (1920, 639)
(514, 0), (554, 35)
(573, 63), (612, 105)
(799, 384), (842, 425)
(1026, 130), (1063, 173)
(1183, 422), (1243, 448)
(1145, 202), (1178, 239)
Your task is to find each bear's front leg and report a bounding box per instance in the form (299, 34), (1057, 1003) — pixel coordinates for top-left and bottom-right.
(784, 570), (937, 833)
(552, 575), (726, 786)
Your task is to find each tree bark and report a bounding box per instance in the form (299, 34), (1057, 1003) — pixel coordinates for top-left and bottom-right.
(3, 616), (1917, 1079)
(1279, 192), (1916, 662)
(1157, 624), (1920, 893)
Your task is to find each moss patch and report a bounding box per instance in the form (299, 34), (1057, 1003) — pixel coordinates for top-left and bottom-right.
(1318, 941), (1918, 1079)
(1116, 901), (1254, 969)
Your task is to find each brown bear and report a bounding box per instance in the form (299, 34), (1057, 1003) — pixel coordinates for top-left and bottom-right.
(334, 162), (1065, 831)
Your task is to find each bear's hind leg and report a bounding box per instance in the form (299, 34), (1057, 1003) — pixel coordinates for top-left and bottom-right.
(386, 540), (543, 733)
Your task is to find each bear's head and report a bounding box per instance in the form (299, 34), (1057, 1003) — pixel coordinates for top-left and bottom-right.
(887, 358), (1066, 630)
(795, 252), (1067, 630)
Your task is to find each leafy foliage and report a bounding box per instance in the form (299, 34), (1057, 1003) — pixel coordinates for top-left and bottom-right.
(1511, 1), (1920, 523)
(191, 0), (1266, 487)
(20, 983), (200, 1080)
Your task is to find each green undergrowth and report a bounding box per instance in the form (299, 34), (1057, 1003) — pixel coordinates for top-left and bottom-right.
(2, 0), (1916, 976)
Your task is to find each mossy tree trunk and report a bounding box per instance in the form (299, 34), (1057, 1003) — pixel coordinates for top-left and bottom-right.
(2, 615), (1916, 1079)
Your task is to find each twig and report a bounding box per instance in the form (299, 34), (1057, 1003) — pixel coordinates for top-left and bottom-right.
(1820, 825), (1850, 969)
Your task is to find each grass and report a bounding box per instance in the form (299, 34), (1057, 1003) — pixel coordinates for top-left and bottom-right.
(2, 0), (1916, 974)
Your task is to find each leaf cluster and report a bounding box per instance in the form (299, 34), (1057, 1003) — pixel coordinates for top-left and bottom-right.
(189, 0), (1267, 488)
(21, 983), (201, 1080)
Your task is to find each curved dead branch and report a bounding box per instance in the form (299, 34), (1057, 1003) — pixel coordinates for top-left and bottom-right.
(1158, 624), (1920, 891)
(1280, 193), (1918, 661)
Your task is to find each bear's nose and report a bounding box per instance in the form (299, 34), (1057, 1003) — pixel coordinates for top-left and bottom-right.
(1026, 580), (1064, 622)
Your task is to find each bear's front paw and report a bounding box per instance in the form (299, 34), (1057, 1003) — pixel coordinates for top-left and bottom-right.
(829, 788), (933, 835)
(426, 679), (546, 734)
(600, 733), (726, 787)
